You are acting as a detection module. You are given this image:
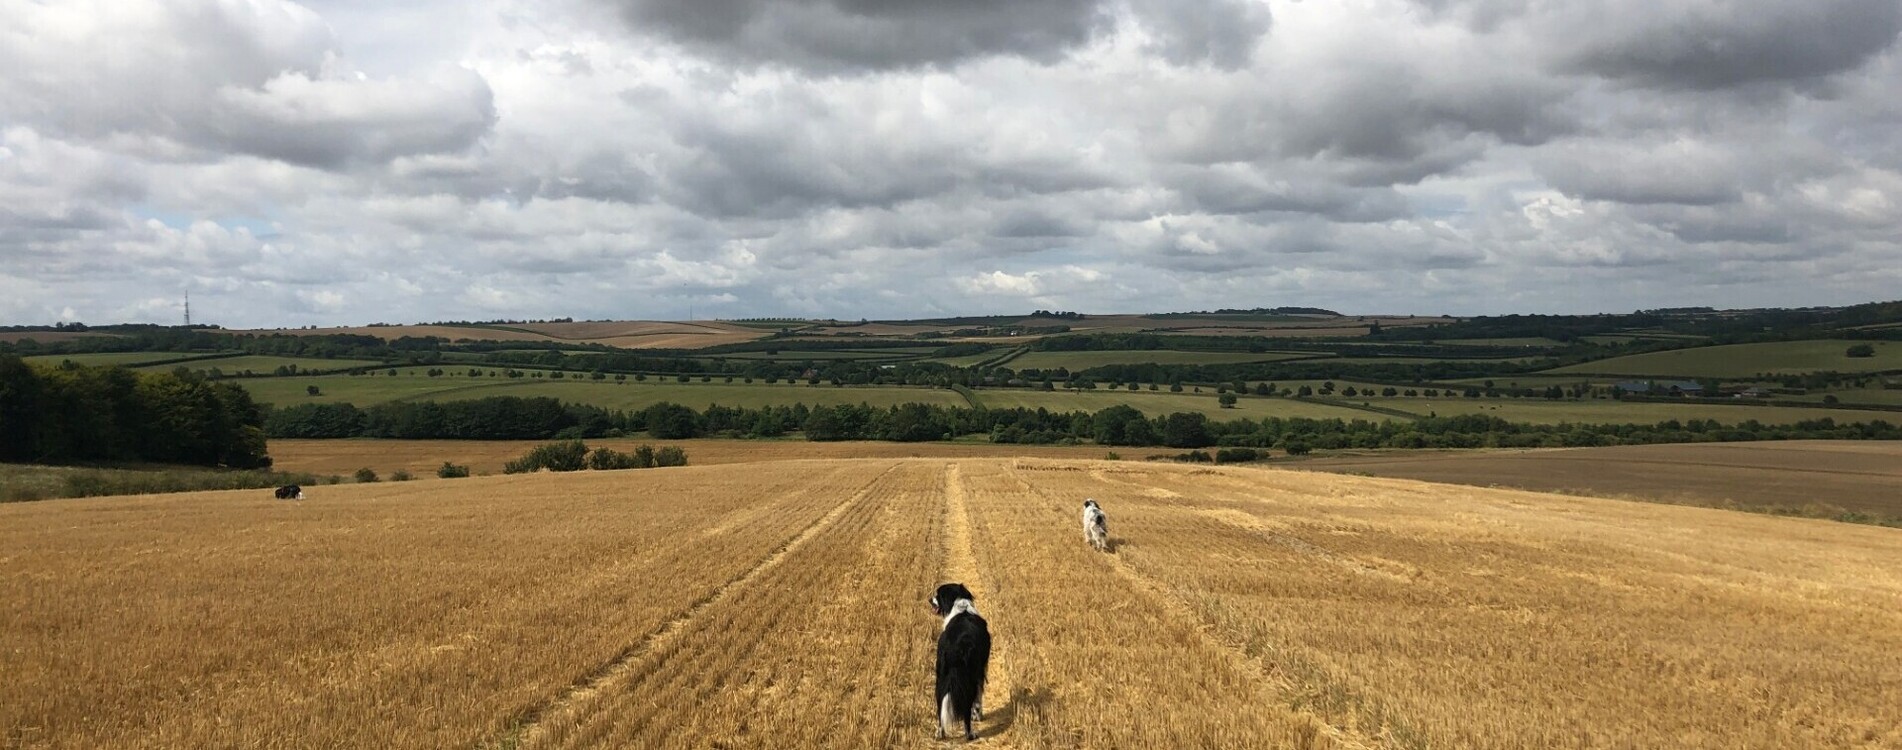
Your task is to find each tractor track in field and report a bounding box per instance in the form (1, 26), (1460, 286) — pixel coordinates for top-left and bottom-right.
(940, 463), (1021, 748)
(1005, 464), (1393, 750)
(483, 464), (901, 750)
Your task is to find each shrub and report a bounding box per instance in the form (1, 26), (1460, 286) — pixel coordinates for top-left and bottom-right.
(1282, 441), (1312, 456)
(1215, 447), (1260, 463)
(354, 467), (379, 483)
(655, 446), (689, 467)
(1847, 344), (1876, 358)
(588, 447), (644, 470)
(437, 462), (470, 479)
(390, 469), (413, 481)
(503, 440), (589, 474)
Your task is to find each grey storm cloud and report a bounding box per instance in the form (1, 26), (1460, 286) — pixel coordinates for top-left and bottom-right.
(2, 0), (1902, 327)
(602, 0), (1276, 71)
(1552, 0), (1902, 90)
(603, 0), (1109, 70)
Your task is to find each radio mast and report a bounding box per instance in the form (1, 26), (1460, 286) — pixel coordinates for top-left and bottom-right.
(184, 293), (192, 327)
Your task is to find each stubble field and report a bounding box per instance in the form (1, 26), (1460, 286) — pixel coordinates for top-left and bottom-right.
(4, 459), (1900, 749)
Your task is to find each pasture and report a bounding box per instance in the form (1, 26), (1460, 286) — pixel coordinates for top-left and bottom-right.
(1295, 440), (1902, 519)
(1352, 396), (1900, 425)
(145, 355), (385, 374)
(238, 373), (967, 410)
(21, 351), (223, 367)
(238, 321), (770, 349)
(972, 389), (1394, 421)
(1547, 339), (1902, 377)
(1004, 349), (1317, 371)
(5, 459), (1899, 748)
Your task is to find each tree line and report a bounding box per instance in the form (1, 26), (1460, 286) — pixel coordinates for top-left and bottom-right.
(0, 355), (271, 467)
(260, 393), (1902, 450)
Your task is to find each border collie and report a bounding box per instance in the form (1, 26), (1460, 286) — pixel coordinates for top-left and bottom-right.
(1082, 499), (1108, 551)
(930, 583), (991, 741)
(274, 484), (304, 501)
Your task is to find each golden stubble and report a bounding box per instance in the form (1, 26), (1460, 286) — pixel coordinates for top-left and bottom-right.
(3, 457), (1899, 749)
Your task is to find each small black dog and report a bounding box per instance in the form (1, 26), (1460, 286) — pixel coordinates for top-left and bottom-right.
(273, 484), (304, 500)
(930, 583), (992, 741)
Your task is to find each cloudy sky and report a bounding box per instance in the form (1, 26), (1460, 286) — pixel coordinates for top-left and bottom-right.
(3, 0), (1900, 327)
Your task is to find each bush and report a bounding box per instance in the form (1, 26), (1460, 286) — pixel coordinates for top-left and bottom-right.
(588, 447), (646, 470)
(655, 446), (689, 467)
(1847, 344), (1876, 358)
(390, 469), (413, 481)
(437, 462), (471, 478)
(503, 440), (589, 474)
(354, 467), (379, 483)
(1215, 447), (1260, 463)
(1281, 441), (1312, 456)
(1173, 450), (1213, 463)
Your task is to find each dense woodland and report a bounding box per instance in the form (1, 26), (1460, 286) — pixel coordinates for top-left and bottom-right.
(0, 355), (271, 468)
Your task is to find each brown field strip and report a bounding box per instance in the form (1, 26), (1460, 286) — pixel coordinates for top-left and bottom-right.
(267, 438), (1108, 479)
(5, 458), (1901, 748)
(1293, 440), (1902, 517)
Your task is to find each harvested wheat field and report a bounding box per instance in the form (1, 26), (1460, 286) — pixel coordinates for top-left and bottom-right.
(4, 459), (1900, 749)
(267, 438), (1111, 478)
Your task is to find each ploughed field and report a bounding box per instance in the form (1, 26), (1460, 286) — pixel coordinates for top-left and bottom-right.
(1294, 440), (1902, 518)
(5, 460), (1900, 749)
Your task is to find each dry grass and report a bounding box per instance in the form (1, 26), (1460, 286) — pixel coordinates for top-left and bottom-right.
(5, 458), (1900, 748)
(234, 321), (768, 349)
(266, 438), (1111, 478)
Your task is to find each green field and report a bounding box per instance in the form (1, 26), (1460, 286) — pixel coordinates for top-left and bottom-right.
(1783, 385), (1902, 406)
(1437, 338), (1568, 347)
(1006, 349), (1317, 371)
(149, 355), (385, 374)
(22, 351), (225, 367)
(924, 349), (1015, 367)
(1345, 396), (1897, 425)
(972, 389), (1394, 421)
(242, 374), (966, 411)
(1327, 356), (1543, 365)
(1440, 375), (1608, 388)
(714, 348), (934, 361)
(1547, 340), (1902, 378)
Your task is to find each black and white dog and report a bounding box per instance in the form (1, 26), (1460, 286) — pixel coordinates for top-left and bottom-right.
(930, 583), (991, 741)
(273, 484), (305, 501)
(1082, 498), (1108, 551)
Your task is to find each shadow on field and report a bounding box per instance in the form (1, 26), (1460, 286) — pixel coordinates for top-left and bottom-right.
(985, 685), (1052, 738)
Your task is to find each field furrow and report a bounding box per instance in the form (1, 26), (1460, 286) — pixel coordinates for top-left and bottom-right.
(950, 460), (1347, 749)
(0, 463), (876, 750)
(528, 461), (944, 749)
(1074, 462), (1902, 749)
